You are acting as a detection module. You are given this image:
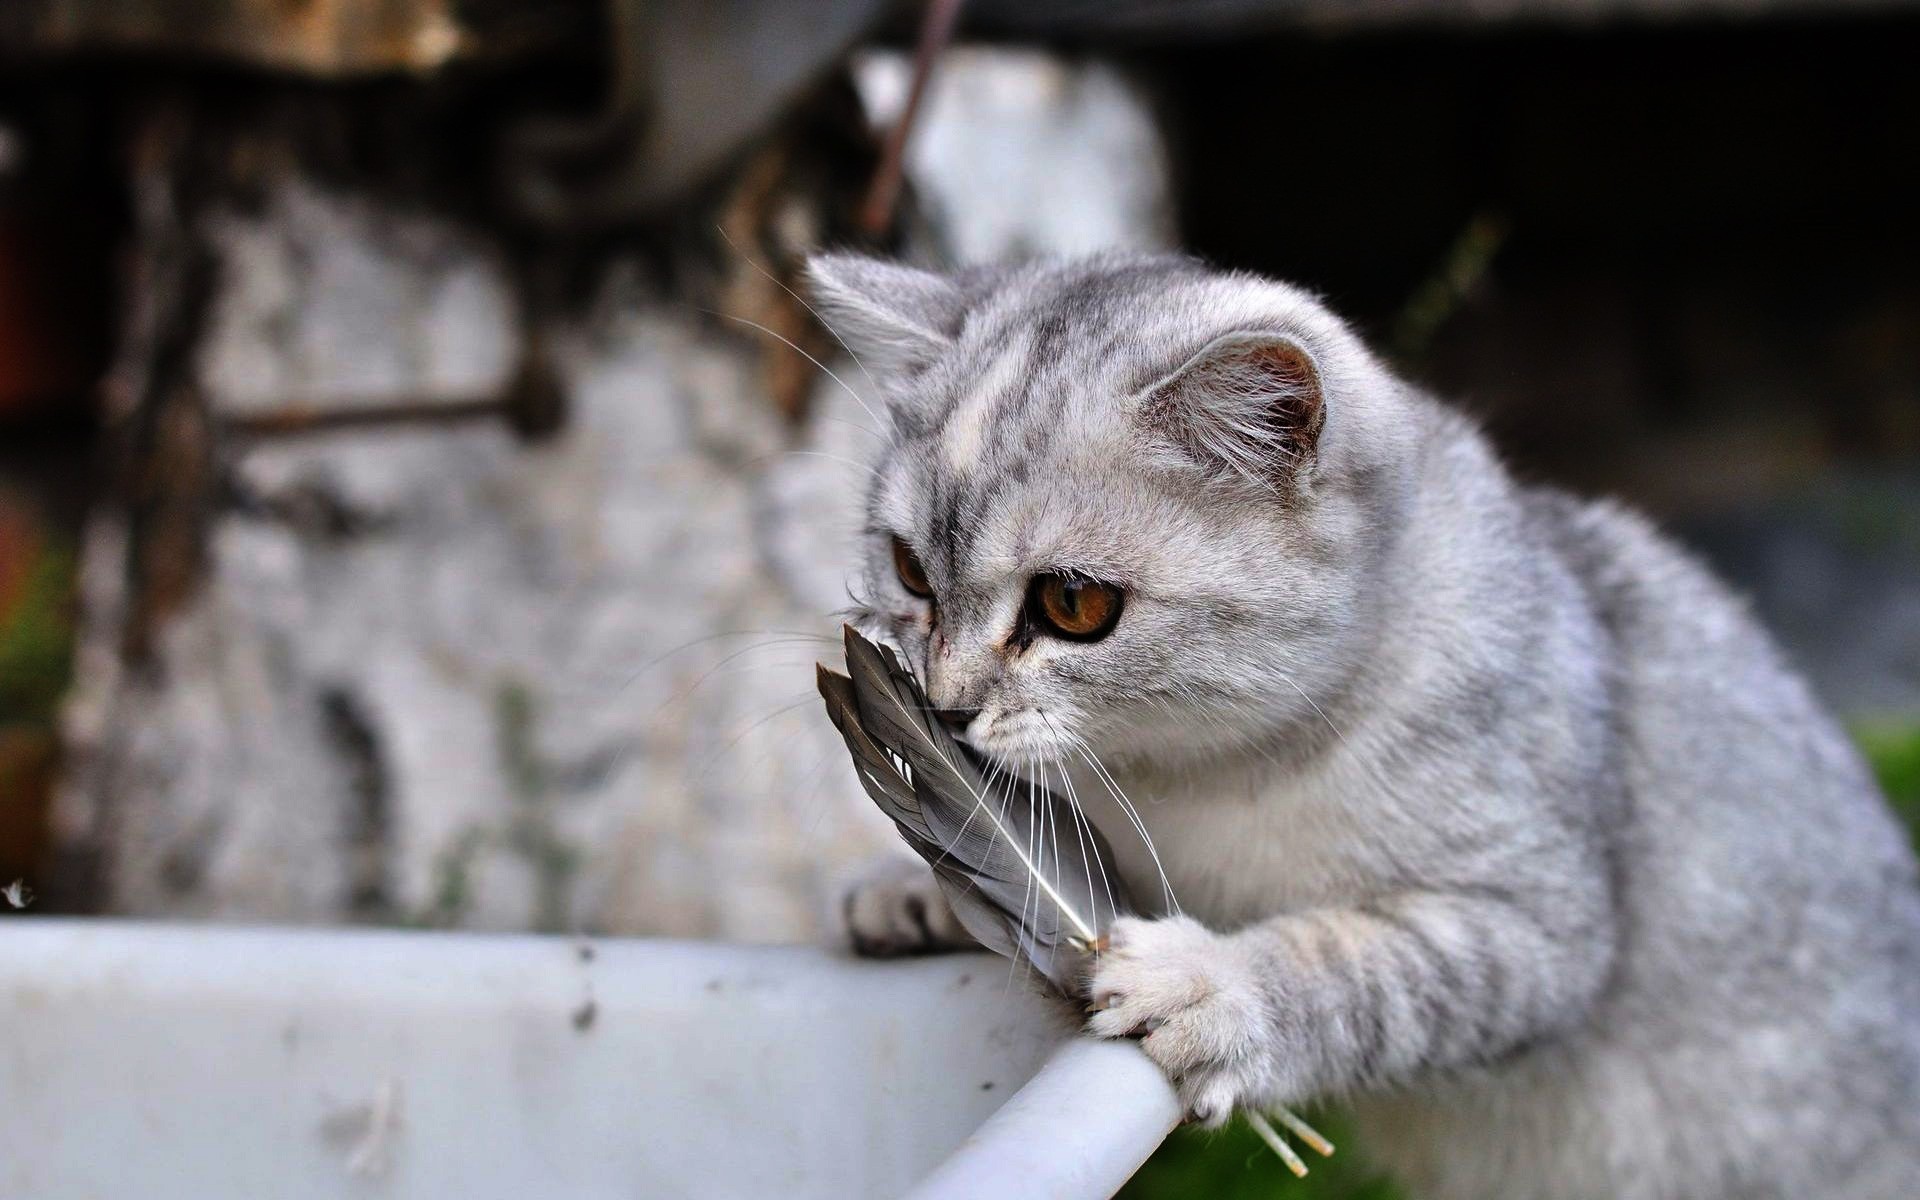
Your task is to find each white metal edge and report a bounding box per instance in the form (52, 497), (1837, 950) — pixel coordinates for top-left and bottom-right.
(904, 1036), (1182, 1200)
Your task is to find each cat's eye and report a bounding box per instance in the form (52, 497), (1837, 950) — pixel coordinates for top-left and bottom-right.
(892, 536), (934, 599)
(1027, 573), (1124, 641)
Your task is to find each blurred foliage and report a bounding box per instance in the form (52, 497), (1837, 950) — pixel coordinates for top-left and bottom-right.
(0, 523), (72, 882)
(0, 540), (74, 724)
(1858, 720), (1920, 838)
(1122, 1110), (1400, 1200)
(1122, 720), (1920, 1200)
(1822, 478), (1920, 559)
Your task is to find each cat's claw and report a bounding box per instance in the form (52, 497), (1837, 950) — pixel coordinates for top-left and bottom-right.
(1085, 914), (1274, 1127)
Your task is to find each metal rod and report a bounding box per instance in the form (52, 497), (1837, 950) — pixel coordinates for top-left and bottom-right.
(858, 0), (967, 238)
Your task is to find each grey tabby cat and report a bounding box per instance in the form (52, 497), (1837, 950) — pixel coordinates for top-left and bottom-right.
(810, 251), (1920, 1199)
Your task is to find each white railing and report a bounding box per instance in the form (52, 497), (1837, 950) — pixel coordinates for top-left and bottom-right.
(0, 920), (1176, 1199)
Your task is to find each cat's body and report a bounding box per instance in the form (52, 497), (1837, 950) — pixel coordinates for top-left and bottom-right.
(809, 252), (1920, 1199)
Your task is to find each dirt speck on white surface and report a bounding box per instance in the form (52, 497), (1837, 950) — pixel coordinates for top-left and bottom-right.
(320, 1078), (404, 1180)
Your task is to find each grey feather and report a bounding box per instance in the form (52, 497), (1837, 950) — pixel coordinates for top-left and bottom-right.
(818, 626), (1131, 993)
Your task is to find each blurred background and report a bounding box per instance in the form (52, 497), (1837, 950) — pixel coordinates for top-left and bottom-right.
(0, 1), (1916, 1194)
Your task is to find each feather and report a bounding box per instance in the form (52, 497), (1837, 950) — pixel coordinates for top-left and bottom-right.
(818, 626), (1336, 1173)
(817, 625), (1130, 991)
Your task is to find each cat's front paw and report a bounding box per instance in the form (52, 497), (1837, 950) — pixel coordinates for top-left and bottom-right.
(841, 857), (976, 957)
(1085, 915), (1273, 1126)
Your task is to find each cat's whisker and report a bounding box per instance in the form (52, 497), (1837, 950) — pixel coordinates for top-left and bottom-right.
(1000, 769), (1035, 997)
(846, 636), (1099, 947)
(610, 628), (841, 698)
(588, 632), (846, 786)
(1043, 763), (1068, 980)
(923, 755), (1010, 878)
(1040, 715), (1119, 928)
(1134, 680), (1291, 772)
(812, 411), (887, 442)
(685, 691), (821, 786)
(1026, 765), (1053, 984)
(1068, 734), (1181, 917)
(743, 447), (887, 483)
(1273, 669), (1349, 747)
(1270, 668), (1410, 805)
(712, 223), (885, 400)
(661, 686), (835, 810)
(790, 742), (851, 841)
(650, 636), (844, 721)
(1059, 759), (1116, 934)
(702, 308), (888, 436)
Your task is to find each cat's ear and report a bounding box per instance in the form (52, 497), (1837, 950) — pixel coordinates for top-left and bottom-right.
(1139, 332), (1326, 489)
(805, 253), (965, 377)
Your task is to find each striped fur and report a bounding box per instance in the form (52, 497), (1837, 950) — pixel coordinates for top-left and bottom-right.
(810, 252), (1920, 1199)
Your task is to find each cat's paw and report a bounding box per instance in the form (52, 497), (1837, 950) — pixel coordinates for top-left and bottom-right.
(1085, 915), (1272, 1126)
(841, 857), (976, 957)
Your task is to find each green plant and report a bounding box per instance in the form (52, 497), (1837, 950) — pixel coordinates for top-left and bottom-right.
(1857, 720), (1920, 837)
(1121, 1110), (1401, 1200)
(0, 542), (73, 724)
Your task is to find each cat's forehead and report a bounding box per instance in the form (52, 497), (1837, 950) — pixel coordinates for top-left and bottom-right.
(874, 388), (1185, 596)
(884, 331), (1125, 508)
(940, 348), (1093, 476)
(867, 259), (1280, 577)
(909, 299), (1157, 471)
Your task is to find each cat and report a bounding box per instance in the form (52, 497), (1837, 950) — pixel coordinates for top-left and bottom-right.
(808, 251), (1920, 1199)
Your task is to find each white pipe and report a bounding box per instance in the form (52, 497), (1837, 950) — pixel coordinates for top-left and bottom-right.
(0, 921), (1073, 1200)
(3, 920), (1180, 1198)
(905, 1037), (1182, 1200)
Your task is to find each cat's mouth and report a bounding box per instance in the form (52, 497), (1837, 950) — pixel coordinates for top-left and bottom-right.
(965, 707), (1075, 774)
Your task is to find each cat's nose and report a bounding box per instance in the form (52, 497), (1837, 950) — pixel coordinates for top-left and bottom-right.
(934, 707), (981, 735)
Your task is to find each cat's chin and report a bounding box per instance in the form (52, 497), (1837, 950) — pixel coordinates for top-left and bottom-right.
(965, 732), (1079, 780)
(963, 707), (1073, 770)
(967, 739), (1069, 777)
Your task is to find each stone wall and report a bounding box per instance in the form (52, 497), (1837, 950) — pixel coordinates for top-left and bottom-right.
(50, 54), (1176, 936)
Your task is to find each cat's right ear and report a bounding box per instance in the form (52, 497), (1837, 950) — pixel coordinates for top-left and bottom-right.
(1137, 331), (1327, 492)
(805, 254), (964, 378)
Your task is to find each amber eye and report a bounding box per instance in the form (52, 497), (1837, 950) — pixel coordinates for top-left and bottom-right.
(892, 536), (934, 599)
(1027, 573), (1125, 641)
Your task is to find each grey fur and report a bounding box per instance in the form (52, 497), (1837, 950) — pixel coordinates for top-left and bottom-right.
(809, 251), (1920, 1199)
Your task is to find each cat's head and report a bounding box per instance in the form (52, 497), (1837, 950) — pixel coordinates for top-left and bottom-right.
(809, 253), (1416, 773)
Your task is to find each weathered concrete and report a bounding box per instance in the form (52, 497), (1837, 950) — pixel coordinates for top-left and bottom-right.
(55, 51), (1176, 938)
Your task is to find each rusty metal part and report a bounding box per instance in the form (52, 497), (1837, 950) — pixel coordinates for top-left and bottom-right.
(713, 142), (844, 423)
(704, 73), (888, 424)
(859, 0), (965, 239)
(0, 726), (56, 886)
(0, 0), (507, 76)
(220, 347), (568, 441)
(222, 395), (505, 438)
(110, 109), (219, 665)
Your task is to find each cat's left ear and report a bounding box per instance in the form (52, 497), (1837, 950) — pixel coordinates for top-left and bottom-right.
(1139, 332), (1326, 490)
(805, 253), (965, 377)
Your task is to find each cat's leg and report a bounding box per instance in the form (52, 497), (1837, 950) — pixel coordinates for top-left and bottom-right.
(1084, 883), (1614, 1124)
(841, 854), (978, 957)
